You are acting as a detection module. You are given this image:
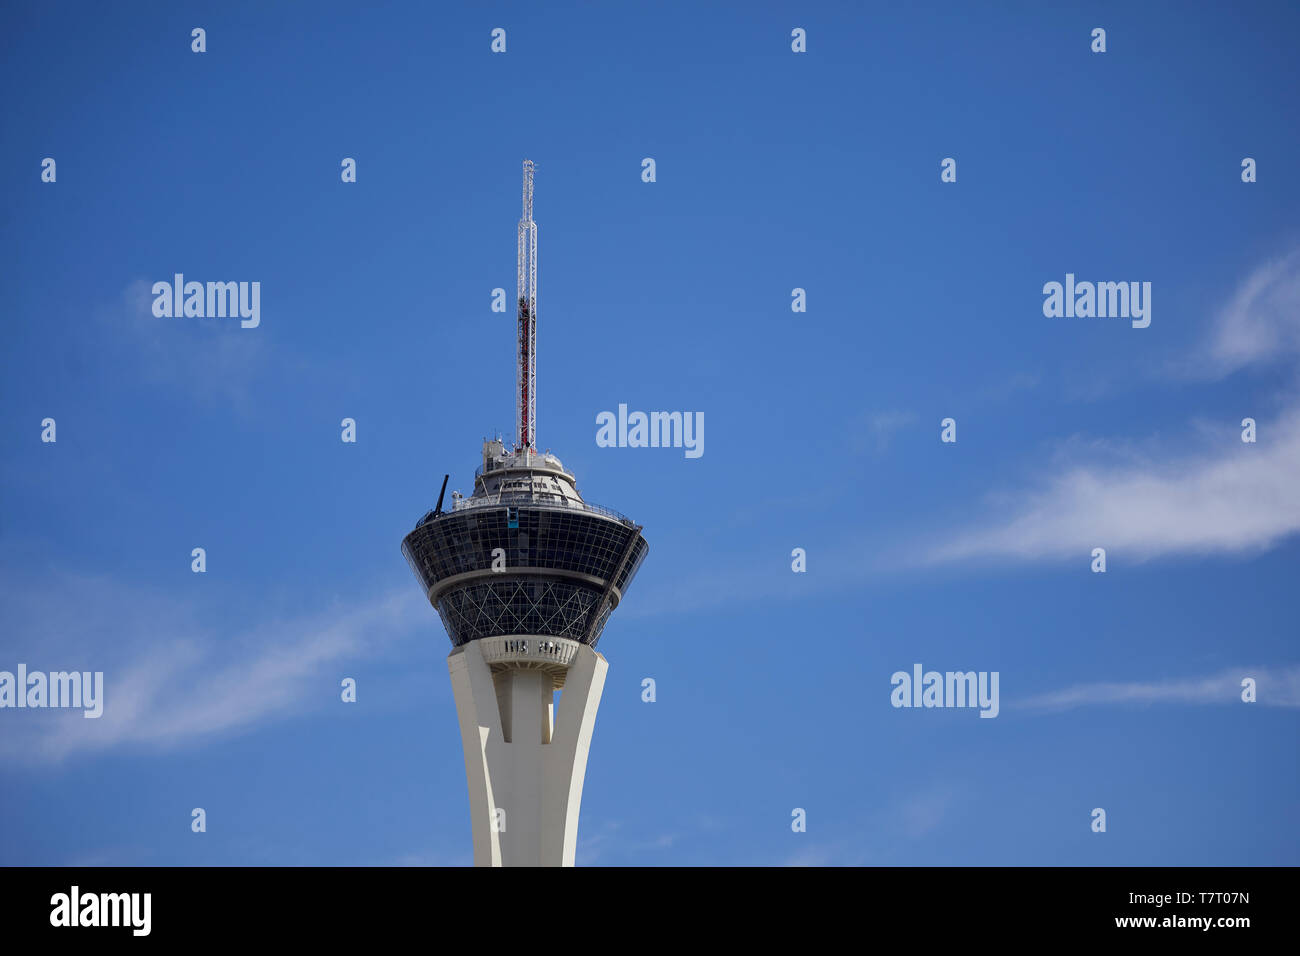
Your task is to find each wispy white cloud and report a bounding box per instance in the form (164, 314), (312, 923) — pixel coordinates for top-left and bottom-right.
(783, 844), (842, 866)
(1018, 665), (1300, 711)
(780, 786), (955, 865)
(928, 407), (1300, 562)
(0, 570), (428, 764)
(576, 819), (680, 865)
(927, 250), (1300, 565)
(850, 409), (918, 456)
(899, 786), (956, 839)
(96, 279), (270, 410)
(1202, 248), (1300, 377)
(976, 370), (1041, 404)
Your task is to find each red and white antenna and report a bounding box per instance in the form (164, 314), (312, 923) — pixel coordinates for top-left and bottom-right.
(516, 160), (538, 453)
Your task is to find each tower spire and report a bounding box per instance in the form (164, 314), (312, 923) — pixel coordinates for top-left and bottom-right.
(516, 160), (537, 453)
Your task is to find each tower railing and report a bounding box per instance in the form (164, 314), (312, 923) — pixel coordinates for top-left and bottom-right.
(475, 451), (567, 479)
(450, 493), (634, 525)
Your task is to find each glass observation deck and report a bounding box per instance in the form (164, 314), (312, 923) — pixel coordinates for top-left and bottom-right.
(401, 497), (648, 649)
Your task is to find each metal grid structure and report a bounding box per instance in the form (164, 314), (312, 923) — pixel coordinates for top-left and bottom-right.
(516, 160), (537, 452)
(402, 503), (648, 649)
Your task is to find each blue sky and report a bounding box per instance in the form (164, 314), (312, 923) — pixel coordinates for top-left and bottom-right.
(2, 0), (1298, 866)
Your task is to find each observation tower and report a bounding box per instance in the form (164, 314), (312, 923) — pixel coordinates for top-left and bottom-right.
(401, 161), (648, 866)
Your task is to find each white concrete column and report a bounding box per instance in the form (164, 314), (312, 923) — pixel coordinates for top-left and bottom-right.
(448, 640), (608, 866)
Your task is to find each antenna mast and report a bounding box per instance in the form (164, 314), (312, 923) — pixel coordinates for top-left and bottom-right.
(516, 160), (537, 453)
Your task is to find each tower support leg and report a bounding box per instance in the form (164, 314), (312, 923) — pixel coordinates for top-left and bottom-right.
(448, 641), (608, 866)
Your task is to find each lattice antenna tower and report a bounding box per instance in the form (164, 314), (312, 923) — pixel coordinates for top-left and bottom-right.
(516, 160), (538, 453)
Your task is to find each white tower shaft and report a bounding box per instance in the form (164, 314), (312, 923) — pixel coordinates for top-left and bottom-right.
(448, 638), (608, 866)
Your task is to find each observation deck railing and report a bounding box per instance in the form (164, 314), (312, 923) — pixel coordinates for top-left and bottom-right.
(474, 452), (566, 479)
(453, 494), (633, 524)
(414, 494), (635, 529)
